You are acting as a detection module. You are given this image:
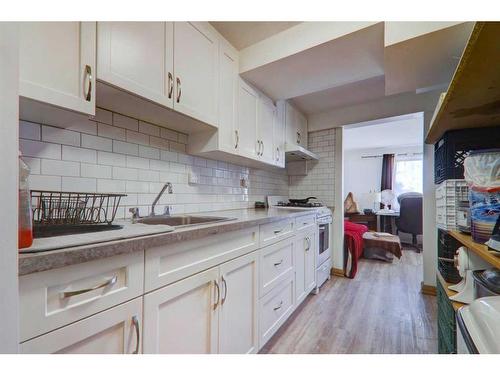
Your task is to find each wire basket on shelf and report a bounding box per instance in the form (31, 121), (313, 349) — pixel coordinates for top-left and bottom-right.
(31, 190), (126, 226)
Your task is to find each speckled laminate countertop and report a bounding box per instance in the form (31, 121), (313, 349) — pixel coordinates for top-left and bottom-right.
(19, 208), (320, 276)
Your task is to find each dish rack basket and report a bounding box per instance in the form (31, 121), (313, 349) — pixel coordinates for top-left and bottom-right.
(31, 190), (126, 226)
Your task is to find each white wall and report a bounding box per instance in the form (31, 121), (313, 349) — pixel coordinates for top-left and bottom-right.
(0, 23), (20, 353)
(422, 112), (437, 287)
(332, 127), (344, 270)
(344, 145), (422, 211)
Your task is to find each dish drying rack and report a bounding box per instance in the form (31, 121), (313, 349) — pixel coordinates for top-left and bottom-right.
(31, 190), (126, 226)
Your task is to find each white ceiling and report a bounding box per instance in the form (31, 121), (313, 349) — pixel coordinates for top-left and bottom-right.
(210, 22), (301, 50)
(240, 23), (384, 101)
(343, 114), (424, 150)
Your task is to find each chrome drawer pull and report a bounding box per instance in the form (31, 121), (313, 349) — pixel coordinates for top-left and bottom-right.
(132, 315), (140, 354)
(167, 72), (173, 99)
(235, 130), (239, 149)
(274, 228), (284, 235)
(305, 237), (311, 251)
(273, 301), (283, 311)
(213, 280), (220, 310)
(274, 259), (283, 267)
(60, 275), (118, 299)
(176, 77), (182, 103)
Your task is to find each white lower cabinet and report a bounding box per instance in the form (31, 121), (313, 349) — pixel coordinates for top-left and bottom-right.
(21, 297), (143, 354)
(218, 252), (259, 354)
(143, 250), (259, 354)
(143, 267), (219, 354)
(294, 229), (317, 305)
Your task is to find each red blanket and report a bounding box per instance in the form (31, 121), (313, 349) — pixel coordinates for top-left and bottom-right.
(344, 220), (368, 278)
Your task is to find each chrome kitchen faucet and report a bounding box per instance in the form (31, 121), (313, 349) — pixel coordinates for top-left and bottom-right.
(129, 182), (173, 221)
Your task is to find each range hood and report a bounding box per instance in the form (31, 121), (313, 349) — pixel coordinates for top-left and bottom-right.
(285, 143), (319, 161)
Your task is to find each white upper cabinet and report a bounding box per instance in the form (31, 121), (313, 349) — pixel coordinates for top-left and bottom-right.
(273, 104), (286, 167)
(218, 252), (259, 354)
(236, 79), (259, 159)
(97, 22), (174, 109)
(173, 22), (219, 127)
(217, 40), (239, 152)
(284, 101), (308, 147)
(257, 96), (277, 165)
(19, 22), (96, 115)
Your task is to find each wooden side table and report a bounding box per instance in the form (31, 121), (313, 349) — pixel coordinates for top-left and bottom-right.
(344, 212), (377, 231)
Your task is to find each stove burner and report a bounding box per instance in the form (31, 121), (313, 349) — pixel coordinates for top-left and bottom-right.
(277, 201), (323, 208)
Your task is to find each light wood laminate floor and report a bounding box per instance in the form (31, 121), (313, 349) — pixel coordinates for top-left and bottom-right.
(260, 249), (437, 354)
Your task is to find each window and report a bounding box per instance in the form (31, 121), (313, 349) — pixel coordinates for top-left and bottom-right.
(393, 157), (423, 209)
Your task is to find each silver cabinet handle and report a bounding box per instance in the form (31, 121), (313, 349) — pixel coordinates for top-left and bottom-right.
(176, 77), (182, 103)
(84, 64), (92, 102)
(296, 131), (301, 144)
(213, 280), (220, 310)
(235, 130), (239, 149)
(276, 147), (280, 162)
(221, 276), (228, 305)
(305, 237), (311, 251)
(261, 140), (265, 156)
(273, 301), (283, 311)
(167, 72), (173, 99)
(274, 259), (283, 267)
(274, 228), (284, 235)
(60, 275), (117, 299)
(132, 315), (140, 354)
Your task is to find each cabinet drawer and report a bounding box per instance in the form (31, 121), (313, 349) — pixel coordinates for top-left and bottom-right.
(145, 226), (259, 292)
(21, 297), (143, 354)
(294, 214), (316, 232)
(259, 276), (295, 348)
(260, 238), (294, 297)
(19, 251), (144, 342)
(259, 218), (294, 247)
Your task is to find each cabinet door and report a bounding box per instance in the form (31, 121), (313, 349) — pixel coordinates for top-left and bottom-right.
(143, 267), (219, 354)
(294, 230), (316, 305)
(219, 252), (259, 354)
(297, 110), (308, 147)
(97, 22), (174, 108)
(218, 41), (239, 152)
(273, 104), (286, 167)
(173, 22), (219, 126)
(20, 298), (142, 354)
(257, 96), (277, 165)
(19, 22), (96, 115)
(237, 79), (259, 159)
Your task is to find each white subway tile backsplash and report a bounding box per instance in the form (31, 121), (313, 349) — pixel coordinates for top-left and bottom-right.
(62, 145), (97, 163)
(113, 140), (139, 156)
(81, 163), (112, 179)
(139, 121), (160, 137)
(139, 145), (160, 160)
(98, 151), (126, 167)
(81, 134), (113, 152)
(126, 156), (150, 169)
(98, 123), (126, 141)
(160, 128), (178, 141)
(126, 130), (149, 146)
(113, 113), (138, 131)
(41, 159), (80, 177)
(20, 139), (61, 160)
(150, 136), (169, 150)
(62, 177), (97, 192)
(42, 126), (80, 146)
(112, 166), (139, 181)
(20, 121), (41, 140)
(23, 109), (289, 218)
(29, 175), (62, 191)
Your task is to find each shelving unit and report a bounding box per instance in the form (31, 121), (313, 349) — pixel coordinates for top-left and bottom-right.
(425, 22), (500, 144)
(448, 230), (500, 269)
(436, 270), (466, 312)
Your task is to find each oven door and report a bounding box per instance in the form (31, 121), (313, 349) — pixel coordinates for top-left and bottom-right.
(318, 221), (331, 266)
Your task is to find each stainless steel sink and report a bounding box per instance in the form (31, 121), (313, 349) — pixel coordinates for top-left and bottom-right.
(134, 215), (235, 227)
